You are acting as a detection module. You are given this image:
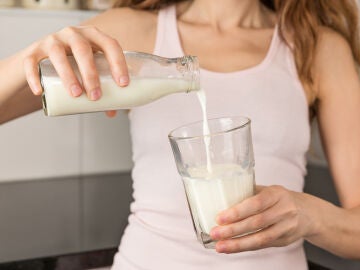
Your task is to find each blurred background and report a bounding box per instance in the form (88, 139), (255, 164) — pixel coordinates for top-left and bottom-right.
(0, 1), (359, 270)
(0, 0), (116, 11)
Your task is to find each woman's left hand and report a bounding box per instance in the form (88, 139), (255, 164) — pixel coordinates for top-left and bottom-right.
(210, 185), (319, 253)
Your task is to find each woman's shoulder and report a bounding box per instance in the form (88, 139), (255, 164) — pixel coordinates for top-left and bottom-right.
(316, 26), (352, 57)
(82, 7), (158, 53)
(313, 26), (356, 99)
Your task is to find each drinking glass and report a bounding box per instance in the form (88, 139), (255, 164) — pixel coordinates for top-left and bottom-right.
(168, 116), (255, 248)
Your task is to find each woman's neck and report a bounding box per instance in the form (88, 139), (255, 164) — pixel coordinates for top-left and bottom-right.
(178, 0), (274, 31)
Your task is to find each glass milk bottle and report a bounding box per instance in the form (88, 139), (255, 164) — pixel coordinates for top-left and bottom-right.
(39, 51), (200, 116)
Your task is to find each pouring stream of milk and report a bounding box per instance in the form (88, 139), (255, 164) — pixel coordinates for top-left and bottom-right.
(196, 89), (212, 173)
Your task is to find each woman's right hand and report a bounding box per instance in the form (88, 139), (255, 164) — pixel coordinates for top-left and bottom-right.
(23, 25), (129, 101)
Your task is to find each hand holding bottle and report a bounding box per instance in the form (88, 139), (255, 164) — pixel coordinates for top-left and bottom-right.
(22, 25), (200, 117)
(23, 25), (129, 101)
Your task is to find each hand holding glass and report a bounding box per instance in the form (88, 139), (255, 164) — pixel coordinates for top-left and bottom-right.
(169, 116), (255, 248)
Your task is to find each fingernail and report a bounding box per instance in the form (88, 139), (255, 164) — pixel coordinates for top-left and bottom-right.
(210, 229), (220, 240)
(119, 75), (129, 87)
(71, 85), (82, 97)
(90, 88), (101, 101)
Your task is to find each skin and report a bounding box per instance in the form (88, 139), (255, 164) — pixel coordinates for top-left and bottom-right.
(0, 0), (360, 259)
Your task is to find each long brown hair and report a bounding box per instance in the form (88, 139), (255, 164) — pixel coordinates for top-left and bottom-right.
(114, 0), (360, 104)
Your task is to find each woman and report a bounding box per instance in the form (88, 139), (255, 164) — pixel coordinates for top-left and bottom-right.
(0, 0), (359, 269)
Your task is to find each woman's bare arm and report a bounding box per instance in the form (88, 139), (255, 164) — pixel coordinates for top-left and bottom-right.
(0, 7), (156, 124)
(209, 28), (360, 259)
(304, 28), (360, 258)
(0, 49), (41, 123)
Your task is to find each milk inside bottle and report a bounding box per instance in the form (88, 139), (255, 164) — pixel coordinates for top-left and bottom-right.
(40, 51), (200, 116)
(42, 77), (192, 116)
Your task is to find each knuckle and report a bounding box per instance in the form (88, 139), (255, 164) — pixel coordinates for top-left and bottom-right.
(228, 208), (239, 221)
(61, 26), (78, 36)
(84, 72), (100, 85)
(271, 185), (285, 193)
(79, 25), (100, 34)
(45, 38), (65, 55)
(23, 55), (36, 67)
(49, 43), (65, 55)
(224, 226), (235, 237)
(74, 41), (92, 56)
(254, 234), (265, 248)
(232, 241), (242, 252)
(251, 215), (265, 228)
(252, 196), (264, 211)
(84, 71), (98, 80)
(113, 57), (127, 71)
(44, 34), (59, 47)
(27, 41), (42, 57)
(287, 206), (298, 218)
(270, 185), (290, 200)
(289, 218), (299, 234)
(255, 233), (272, 248)
(281, 221), (298, 242)
(87, 25), (100, 33)
(107, 37), (121, 48)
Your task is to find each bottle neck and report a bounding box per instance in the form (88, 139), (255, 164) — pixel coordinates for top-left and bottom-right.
(178, 56), (200, 92)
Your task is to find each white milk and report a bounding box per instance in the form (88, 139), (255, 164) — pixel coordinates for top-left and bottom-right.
(196, 89), (212, 173)
(42, 77), (190, 116)
(183, 164), (254, 235)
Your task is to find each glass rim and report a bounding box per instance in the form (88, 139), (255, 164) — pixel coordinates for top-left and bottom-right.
(168, 116), (251, 141)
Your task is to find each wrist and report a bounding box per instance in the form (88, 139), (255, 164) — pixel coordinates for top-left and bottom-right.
(302, 192), (342, 243)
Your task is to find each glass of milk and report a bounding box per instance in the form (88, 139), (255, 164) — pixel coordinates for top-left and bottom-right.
(168, 116), (255, 248)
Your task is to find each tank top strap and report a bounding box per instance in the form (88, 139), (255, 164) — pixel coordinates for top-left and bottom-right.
(153, 5), (182, 56)
(260, 25), (305, 94)
(273, 29), (306, 96)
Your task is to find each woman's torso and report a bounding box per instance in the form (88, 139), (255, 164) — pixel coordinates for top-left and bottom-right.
(110, 4), (310, 270)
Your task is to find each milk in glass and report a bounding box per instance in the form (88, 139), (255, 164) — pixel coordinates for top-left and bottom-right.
(183, 164), (255, 235)
(186, 90), (255, 237)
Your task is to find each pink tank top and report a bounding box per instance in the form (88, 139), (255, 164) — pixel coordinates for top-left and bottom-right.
(112, 5), (310, 270)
